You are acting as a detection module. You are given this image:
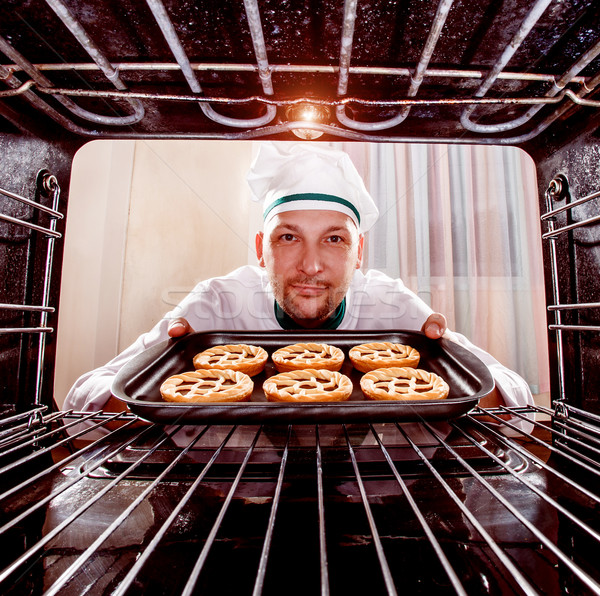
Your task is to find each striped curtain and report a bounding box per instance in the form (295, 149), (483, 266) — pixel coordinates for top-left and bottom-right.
(337, 142), (549, 396)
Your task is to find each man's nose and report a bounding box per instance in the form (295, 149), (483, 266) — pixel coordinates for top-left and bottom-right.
(299, 243), (324, 276)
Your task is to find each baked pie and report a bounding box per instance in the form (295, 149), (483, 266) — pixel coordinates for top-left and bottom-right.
(349, 341), (420, 372)
(193, 344), (268, 376)
(263, 369), (353, 402)
(160, 369), (253, 403)
(360, 367), (449, 401)
(272, 342), (344, 372)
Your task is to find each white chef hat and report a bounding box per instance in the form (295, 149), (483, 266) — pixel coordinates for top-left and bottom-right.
(246, 142), (379, 232)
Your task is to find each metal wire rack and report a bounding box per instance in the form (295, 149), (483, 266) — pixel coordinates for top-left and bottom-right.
(0, 174), (62, 407)
(1, 404), (599, 595)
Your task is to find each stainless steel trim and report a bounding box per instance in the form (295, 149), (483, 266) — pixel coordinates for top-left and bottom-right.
(0, 303), (54, 313)
(542, 214), (600, 239)
(0, 185), (63, 219)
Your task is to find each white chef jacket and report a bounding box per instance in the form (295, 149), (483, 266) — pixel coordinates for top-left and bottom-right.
(63, 266), (534, 417)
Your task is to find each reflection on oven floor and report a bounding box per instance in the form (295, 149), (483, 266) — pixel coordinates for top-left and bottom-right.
(86, 422), (530, 481)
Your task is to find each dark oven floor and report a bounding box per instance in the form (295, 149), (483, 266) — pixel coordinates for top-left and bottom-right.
(1, 404), (600, 595)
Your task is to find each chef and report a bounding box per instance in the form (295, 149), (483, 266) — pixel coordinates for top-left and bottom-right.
(63, 142), (534, 422)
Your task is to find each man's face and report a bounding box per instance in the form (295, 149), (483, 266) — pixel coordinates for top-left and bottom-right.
(256, 210), (364, 328)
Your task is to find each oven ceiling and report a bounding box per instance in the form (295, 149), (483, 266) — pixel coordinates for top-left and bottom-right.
(0, 0), (599, 148)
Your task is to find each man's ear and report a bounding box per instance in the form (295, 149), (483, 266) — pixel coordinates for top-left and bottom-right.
(255, 231), (265, 267)
(356, 234), (364, 269)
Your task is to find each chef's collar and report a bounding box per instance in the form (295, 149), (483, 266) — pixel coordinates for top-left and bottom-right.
(274, 298), (346, 330)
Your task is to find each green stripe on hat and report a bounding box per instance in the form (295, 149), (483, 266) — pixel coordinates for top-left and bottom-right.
(263, 193), (361, 224)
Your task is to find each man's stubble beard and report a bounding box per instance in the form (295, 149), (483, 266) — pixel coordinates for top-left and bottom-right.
(271, 276), (343, 326)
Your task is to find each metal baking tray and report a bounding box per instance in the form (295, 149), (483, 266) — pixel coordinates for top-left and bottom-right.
(111, 330), (494, 424)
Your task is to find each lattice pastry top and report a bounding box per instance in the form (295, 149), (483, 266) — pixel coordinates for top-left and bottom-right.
(360, 367), (449, 401)
(271, 343), (344, 372)
(263, 369), (353, 402)
(160, 369), (253, 403)
(193, 344), (268, 376)
(349, 342), (420, 372)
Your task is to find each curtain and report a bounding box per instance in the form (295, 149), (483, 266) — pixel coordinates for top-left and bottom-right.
(336, 142), (550, 396)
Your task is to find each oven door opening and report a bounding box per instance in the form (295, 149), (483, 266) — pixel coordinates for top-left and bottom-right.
(54, 140), (551, 417)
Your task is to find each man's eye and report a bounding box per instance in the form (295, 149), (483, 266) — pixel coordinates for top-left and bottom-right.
(281, 233), (296, 241)
(327, 235), (343, 243)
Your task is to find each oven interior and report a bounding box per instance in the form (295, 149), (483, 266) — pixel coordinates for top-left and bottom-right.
(2, 0), (600, 594)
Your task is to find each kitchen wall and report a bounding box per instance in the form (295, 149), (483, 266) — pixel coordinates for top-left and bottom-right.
(55, 140), (260, 407)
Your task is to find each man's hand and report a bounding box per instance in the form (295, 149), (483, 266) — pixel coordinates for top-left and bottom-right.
(168, 317), (194, 337)
(421, 312), (507, 415)
(99, 317), (193, 427)
(421, 312), (448, 339)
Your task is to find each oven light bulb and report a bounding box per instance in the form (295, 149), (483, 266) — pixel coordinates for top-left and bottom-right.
(298, 105), (321, 121)
(285, 103), (331, 140)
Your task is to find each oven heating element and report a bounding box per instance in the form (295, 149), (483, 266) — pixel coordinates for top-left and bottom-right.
(0, 0), (599, 142)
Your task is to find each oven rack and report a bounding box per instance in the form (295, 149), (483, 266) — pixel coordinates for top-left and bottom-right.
(542, 175), (600, 403)
(1, 405), (599, 595)
(1, 0), (599, 142)
(0, 174), (62, 406)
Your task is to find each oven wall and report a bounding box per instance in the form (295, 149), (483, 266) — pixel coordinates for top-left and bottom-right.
(533, 131), (600, 412)
(0, 132), (78, 411)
